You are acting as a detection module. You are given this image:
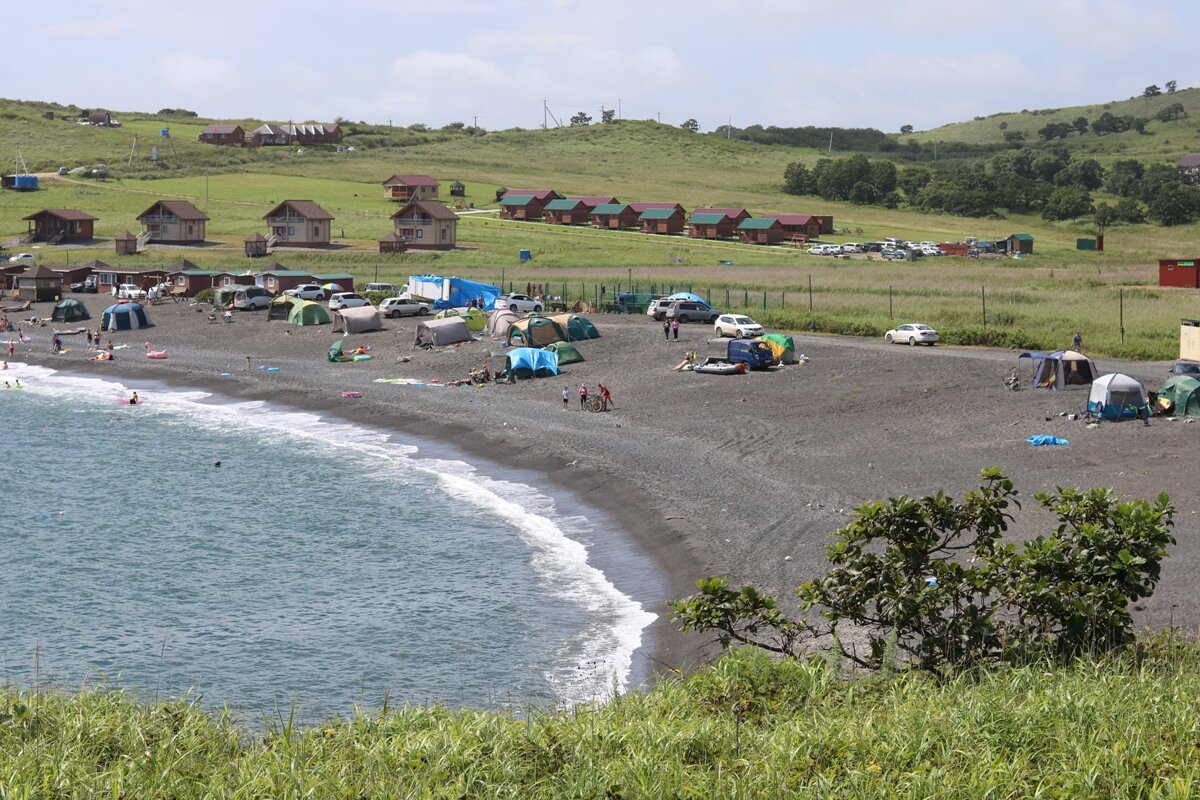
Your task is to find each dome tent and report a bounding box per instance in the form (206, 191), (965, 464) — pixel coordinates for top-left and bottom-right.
(414, 316), (472, 347)
(436, 306), (487, 332)
(1088, 373), (1149, 420)
(485, 309), (521, 338)
(544, 341), (584, 364)
(506, 347), (559, 378)
(506, 316), (566, 347)
(51, 298), (90, 323)
(1019, 349), (1097, 390)
(548, 313), (600, 341)
(1160, 375), (1200, 417)
(101, 302), (150, 331)
(287, 300), (330, 326)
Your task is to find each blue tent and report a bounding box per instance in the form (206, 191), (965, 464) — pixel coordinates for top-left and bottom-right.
(101, 302), (150, 331)
(506, 347), (559, 378)
(665, 292), (708, 305)
(411, 275), (502, 311)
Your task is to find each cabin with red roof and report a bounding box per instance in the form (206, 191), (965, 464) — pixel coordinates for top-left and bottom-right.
(761, 213), (822, 240)
(383, 174), (439, 202)
(137, 200), (209, 244)
(22, 209), (97, 244)
(198, 124), (245, 146)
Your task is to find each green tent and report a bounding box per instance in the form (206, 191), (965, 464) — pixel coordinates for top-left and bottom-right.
(287, 300), (330, 326)
(51, 298), (90, 322)
(267, 295), (299, 321)
(506, 316), (567, 347)
(756, 333), (796, 364)
(549, 313), (600, 340)
(1159, 375), (1200, 417)
(436, 307), (487, 332)
(545, 341), (584, 364)
(329, 340), (348, 362)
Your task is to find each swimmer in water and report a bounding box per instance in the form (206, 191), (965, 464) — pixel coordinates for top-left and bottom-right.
(129, 391), (139, 405)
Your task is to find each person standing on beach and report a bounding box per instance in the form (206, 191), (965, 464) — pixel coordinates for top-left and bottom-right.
(663, 319), (670, 341)
(1073, 332), (1083, 350)
(672, 318), (680, 341)
(579, 384), (589, 409)
(562, 386), (569, 410)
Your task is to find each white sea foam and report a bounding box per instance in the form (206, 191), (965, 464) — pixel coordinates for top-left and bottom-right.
(23, 365), (656, 704)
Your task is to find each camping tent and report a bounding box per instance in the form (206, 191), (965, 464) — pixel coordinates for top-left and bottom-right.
(436, 307), (487, 331)
(414, 316), (472, 347)
(506, 347), (559, 378)
(485, 309), (521, 337)
(332, 305), (383, 333)
(756, 333), (795, 365)
(287, 300), (330, 326)
(1088, 373), (1149, 420)
(267, 295), (298, 320)
(51, 298), (90, 323)
(1159, 375), (1200, 417)
(101, 302), (150, 331)
(665, 291), (707, 304)
(328, 340), (350, 362)
(507, 316), (567, 347)
(544, 341), (584, 364)
(548, 313), (600, 341)
(1020, 349), (1098, 390)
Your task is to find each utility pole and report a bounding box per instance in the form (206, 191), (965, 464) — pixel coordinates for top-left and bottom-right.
(473, 115), (478, 145)
(657, 111), (661, 124)
(543, 99), (547, 130)
(618, 98), (621, 120)
(726, 116), (731, 139)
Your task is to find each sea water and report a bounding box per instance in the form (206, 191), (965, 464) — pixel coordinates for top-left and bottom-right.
(0, 364), (658, 719)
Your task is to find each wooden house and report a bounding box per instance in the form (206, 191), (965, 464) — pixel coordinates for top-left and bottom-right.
(815, 215), (834, 234)
(260, 266), (316, 294)
(694, 207), (750, 226)
(544, 199), (592, 225)
(1178, 154), (1200, 185)
(590, 203), (639, 230)
(315, 273), (355, 292)
(244, 232), (269, 257)
(14, 265), (61, 302)
(688, 212), (737, 239)
(761, 213), (821, 241)
(21, 209), (97, 243)
(114, 230), (138, 255)
(198, 124), (245, 146)
(263, 200), (334, 247)
(48, 263), (97, 292)
(383, 174), (439, 202)
(249, 124), (289, 146)
(629, 202), (685, 214)
(378, 231), (407, 254)
(93, 267), (170, 294)
(1159, 258), (1200, 288)
(169, 269), (230, 296)
(137, 200), (209, 244)
(283, 123), (342, 144)
(737, 217), (785, 244)
(499, 194), (546, 220)
(638, 206), (687, 235)
(1005, 233), (1034, 254)
(215, 273), (258, 288)
(389, 199), (457, 250)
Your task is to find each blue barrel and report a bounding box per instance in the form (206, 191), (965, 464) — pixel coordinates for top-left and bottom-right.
(160, 128), (170, 137)
(519, 249), (532, 262)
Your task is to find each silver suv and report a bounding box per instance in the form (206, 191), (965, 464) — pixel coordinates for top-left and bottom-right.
(646, 298), (673, 321)
(664, 300), (719, 324)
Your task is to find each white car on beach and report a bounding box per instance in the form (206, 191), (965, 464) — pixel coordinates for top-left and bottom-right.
(495, 294), (542, 313)
(379, 297), (430, 317)
(284, 284), (326, 301)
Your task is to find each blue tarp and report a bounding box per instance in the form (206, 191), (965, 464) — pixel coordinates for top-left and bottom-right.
(665, 292), (708, 304)
(1026, 435), (1069, 446)
(412, 275), (502, 311)
(506, 347), (559, 378)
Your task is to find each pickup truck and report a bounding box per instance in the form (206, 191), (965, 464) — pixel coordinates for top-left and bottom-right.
(495, 293), (543, 313)
(703, 337), (774, 370)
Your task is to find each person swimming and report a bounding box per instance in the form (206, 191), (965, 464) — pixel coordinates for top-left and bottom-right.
(129, 391), (139, 405)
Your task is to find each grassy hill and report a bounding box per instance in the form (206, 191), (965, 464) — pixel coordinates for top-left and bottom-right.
(905, 87), (1200, 163)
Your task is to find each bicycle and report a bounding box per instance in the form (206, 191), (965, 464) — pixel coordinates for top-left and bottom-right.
(585, 395), (605, 412)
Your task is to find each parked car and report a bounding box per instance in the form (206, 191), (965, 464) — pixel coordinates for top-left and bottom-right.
(114, 283), (146, 300)
(495, 293), (542, 313)
(365, 282), (401, 295)
(233, 288), (273, 310)
(8, 252), (34, 265)
(664, 300), (719, 324)
(881, 248), (908, 261)
(884, 323), (939, 346)
(284, 283), (326, 301)
(70, 276), (97, 293)
(704, 337), (774, 370)
(328, 292), (372, 311)
(714, 314), (765, 338)
(1169, 360), (1200, 378)
(379, 297), (430, 318)
(841, 242), (864, 254)
(646, 298), (674, 321)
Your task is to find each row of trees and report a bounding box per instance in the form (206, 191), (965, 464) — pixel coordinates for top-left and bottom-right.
(1036, 105), (1187, 141)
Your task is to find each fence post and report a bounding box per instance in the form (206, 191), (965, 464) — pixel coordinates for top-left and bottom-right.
(981, 285), (986, 327)
(808, 275), (813, 312)
(726, 287), (730, 307)
(782, 291), (786, 308)
(743, 288), (749, 307)
(763, 290), (767, 310)
(1120, 288), (1125, 344)
(889, 285), (893, 320)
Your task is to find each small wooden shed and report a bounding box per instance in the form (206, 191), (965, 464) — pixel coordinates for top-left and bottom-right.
(244, 232), (269, 257)
(114, 230), (139, 255)
(16, 264), (64, 301)
(1160, 258), (1200, 288)
(737, 217), (785, 244)
(378, 231), (407, 254)
(638, 206), (687, 235)
(1006, 233), (1034, 254)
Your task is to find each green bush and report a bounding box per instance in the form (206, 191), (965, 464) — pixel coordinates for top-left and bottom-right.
(194, 288), (215, 306)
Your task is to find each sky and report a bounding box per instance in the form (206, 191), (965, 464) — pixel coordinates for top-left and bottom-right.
(3, 0), (1196, 134)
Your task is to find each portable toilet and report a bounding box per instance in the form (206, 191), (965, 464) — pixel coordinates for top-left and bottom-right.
(519, 249), (532, 262)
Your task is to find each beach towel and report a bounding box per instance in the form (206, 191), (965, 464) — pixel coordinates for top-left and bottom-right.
(1026, 435), (1069, 446)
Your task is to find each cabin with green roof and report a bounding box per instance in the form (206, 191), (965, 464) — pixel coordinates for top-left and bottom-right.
(169, 268), (231, 296)
(638, 205), (688, 235)
(590, 203), (639, 230)
(260, 266), (317, 295)
(737, 217), (785, 245)
(688, 211), (738, 240)
(499, 194), (544, 220)
(1006, 233), (1034, 254)
(544, 198), (591, 225)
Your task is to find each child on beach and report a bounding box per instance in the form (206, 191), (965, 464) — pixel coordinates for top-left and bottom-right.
(579, 384), (589, 409)
(671, 319), (680, 340)
(663, 320), (670, 341)
(562, 387), (569, 410)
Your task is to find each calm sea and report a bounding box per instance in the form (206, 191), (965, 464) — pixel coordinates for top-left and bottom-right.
(0, 363), (658, 719)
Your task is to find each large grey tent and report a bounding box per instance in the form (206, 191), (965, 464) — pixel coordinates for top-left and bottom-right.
(51, 298), (90, 322)
(331, 305), (383, 333)
(1019, 349), (1098, 390)
(414, 316), (472, 346)
(485, 309), (521, 337)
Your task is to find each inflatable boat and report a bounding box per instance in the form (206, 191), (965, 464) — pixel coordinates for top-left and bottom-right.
(694, 358), (743, 375)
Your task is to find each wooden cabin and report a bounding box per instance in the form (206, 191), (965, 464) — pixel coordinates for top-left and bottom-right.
(198, 124), (245, 146)
(244, 232), (269, 257)
(378, 231), (407, 254)
(1006, 233), (1034, 254)
(737, 217), (785, 244)
(761, 213), (821, 240)
(638, 206), (687, 235)
(249, 124), (289, 146)
(382, 174), (439, 202)
(688, 212), (737, 239)
(389, 199), (458, 250)
(499, 194), (546, 220)
(137, 200), (209, 244)
(590, 203), (639, 230)
(14, 265), (61, 302)
(263, 200), (334, 247)
(170, 269), (229, 296)
(114, 230), (138, 255)
(260, 267), (316, 295)
(22, 209), (97, 244)
(283, 123), (342, 144)
(693, 207), (750, 226)
(544, 199), (592, 225)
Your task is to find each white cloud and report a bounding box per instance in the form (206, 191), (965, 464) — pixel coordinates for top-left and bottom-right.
(390, 51), (504, 85)
(159, 52), (236, 95)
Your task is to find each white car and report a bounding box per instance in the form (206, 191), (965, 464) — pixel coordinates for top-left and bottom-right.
(807, 245), (840, 256)
(328, 292), (372, 311)
(284, 283), (326, 301)
(841, 242), (864, 254)
(714, 314), (765, 338)
(379, 297), (430, 318)
(495, 293), (542, 313)
(7, 252), (34, 265)
(114, 283), (147, 300)
(884, 323), (939, 346)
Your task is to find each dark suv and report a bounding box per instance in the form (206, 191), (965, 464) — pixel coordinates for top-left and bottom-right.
(70, 276), (97, 293)
(664, 300), (720, 324)
(1169, 360), (1200, 378)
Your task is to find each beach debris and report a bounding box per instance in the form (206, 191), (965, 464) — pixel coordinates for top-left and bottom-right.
(1027, 435), (1069, 446)
(342, 391), (363, 398)
(220, 372), (232, 377)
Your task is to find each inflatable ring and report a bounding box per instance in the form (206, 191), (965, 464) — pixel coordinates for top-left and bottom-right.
(342, 390), (363, 398)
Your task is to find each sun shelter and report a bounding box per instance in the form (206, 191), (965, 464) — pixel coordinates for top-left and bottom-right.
(287, 300), (330, 326)
(756, 333), (795, 365)
(414, 316), (472, 346)
(1020, 349), (1098, 390)
(485, 309), (521, 337)
(267, 295), (299, 321)
(544, 341), (584, 364)
(506, 316), (567, 347)
(51, 298), (90, 323)
(436, 307), (487, 332)
(101, 302), (150, 331)
(506, 347), (559, 378)
(328, 340), (351, 362)
(331, 305), (382, 333)
(1088, 373), (1149, 420)
(548, 313), (599, 341)
(1159, 375), (1200, 417)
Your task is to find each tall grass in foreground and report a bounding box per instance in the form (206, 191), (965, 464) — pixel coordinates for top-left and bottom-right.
(4, 646), (1200, 797)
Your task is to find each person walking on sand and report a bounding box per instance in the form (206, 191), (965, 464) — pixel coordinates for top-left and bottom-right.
(579, 384), (589, 409)
(562, 386), (569, 410)
(598, 382), (613, 411)
(672, 318), (680, 341)
(663, 319), (670, 341)
(1073, 331), (1082, 350)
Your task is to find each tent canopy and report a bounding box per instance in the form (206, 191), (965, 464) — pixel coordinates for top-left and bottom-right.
(101, 302), (150, 331)
(267, 294), (299, 320)
(544, 341), (584, 364)
(436, 306), (487, 331)
(756, 333), (795, 365)
(51, 298), (90, 322)
(287, 300), (330, 326)
(1020, 349), (1097, 390)
(506, 315), (566, 347)
(547, 313), (600, 341)
(1160, 375), (1200, 417)
(414, 316), (472, 347)
(665, 291), (707, 304)
(1088, 372), (1149, 420)
(506, 347), (559, 378)
(332, 305), (382, 333)
(485, 309), (521, 337)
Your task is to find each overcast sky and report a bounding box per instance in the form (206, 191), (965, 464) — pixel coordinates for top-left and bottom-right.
(3, 0), (1194, 133)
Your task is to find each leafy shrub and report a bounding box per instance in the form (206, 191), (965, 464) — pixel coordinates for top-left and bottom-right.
(194, 288), (215, 306)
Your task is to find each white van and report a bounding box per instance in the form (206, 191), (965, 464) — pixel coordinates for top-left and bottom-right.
(365, 282), (401, 294)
